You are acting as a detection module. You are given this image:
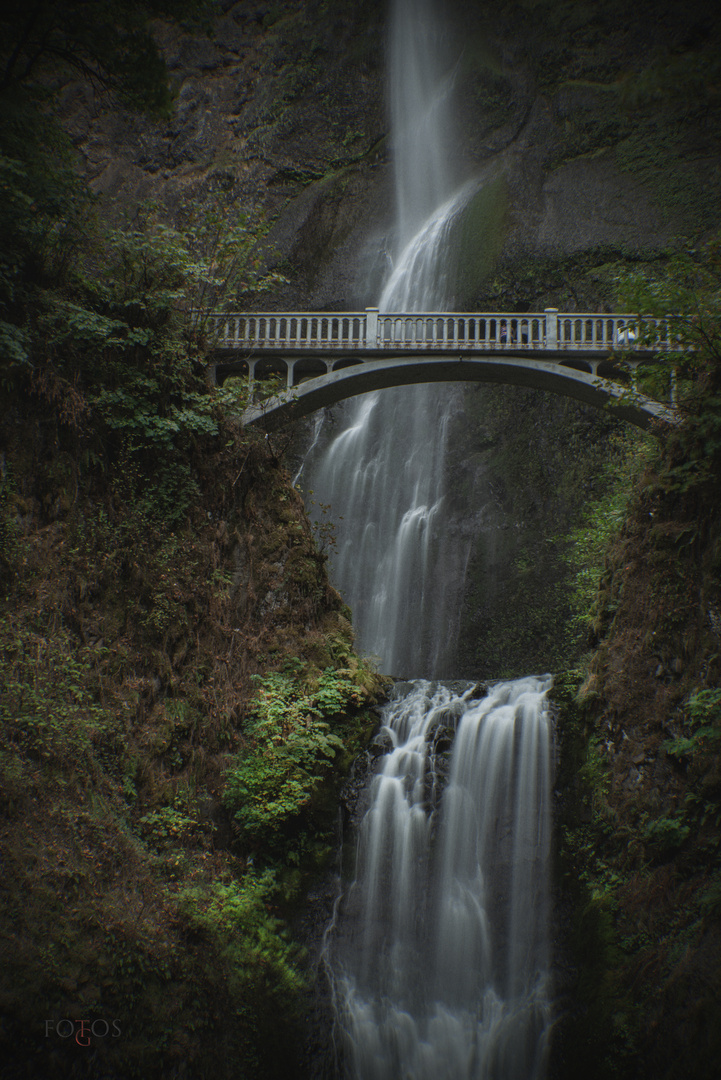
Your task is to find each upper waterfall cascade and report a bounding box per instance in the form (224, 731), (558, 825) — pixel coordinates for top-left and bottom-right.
(290, 0), (468, 678)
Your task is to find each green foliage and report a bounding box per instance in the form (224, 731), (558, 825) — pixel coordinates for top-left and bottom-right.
(178, 200), (288, 331)
(699, 875), (721, 918)
(559, 729), (619, 898)
(685, 685), (721, 728)
(0, 2), (219, 398)
(179, 870), (306, 1003)
(661, 688), (721, 838)
(16, 199), (278, 524)
(223, 664), (362, 847)
(1, 18), (280, 526)
(612, 236), (721, 492)
(0, 138), (91, 384)
(578, 735), (611, 801)
(565, 433), (654, 633)
(641, 812), (691, 855)
(665, 689), (721, 762)
(0, 623), (109, 760)
(138, 805), (201, 851)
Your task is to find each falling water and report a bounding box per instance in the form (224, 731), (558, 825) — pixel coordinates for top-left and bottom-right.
(312, 1), (555, 1075)
(298, 0), (472, 677)
(325, 679), (554, 1079)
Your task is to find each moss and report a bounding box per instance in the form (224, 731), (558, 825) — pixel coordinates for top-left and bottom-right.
(451, 175), (509, 306)
(615, 115), (721, 232)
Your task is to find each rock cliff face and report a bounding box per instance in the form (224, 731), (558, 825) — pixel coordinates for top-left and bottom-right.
(59, 0), (721, 309)
(58, 0), (390, 309)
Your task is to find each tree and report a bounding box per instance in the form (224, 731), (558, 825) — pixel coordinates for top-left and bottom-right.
(0, 0), (217, 378)
(615, 236), (721, 496)
(0, 0), (215, 112)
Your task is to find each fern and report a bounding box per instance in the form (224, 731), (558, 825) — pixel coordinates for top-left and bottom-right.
(223, 665), (362, 846)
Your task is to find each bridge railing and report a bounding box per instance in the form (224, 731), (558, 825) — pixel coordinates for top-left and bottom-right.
(206, 312), (369, 350)
(376, 313), (548, 347)
(554, 313), (674, 350)
(207, 309), (676, 353)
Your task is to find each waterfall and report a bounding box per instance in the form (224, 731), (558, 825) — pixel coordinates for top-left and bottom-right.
(298, 0), (471, 678)
(325, 679), (554, 1079)
(310, 2), (554, 1075)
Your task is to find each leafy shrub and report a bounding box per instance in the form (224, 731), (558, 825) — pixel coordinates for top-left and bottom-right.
(664, 688), (721, 762)
(137, 806), (202, 852)
(178, 870), (306, 1002)
(642, 813), (691, 855)
(564, 433), (653, 633)
(223, 665), (362, 847)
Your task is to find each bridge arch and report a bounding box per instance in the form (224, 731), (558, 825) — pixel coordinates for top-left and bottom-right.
(239, 354), (677, 433)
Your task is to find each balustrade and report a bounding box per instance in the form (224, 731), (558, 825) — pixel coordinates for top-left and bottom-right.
(208, 312), (367, 350)
(201, 309), (688, 431)
(207, 309), (674, 355)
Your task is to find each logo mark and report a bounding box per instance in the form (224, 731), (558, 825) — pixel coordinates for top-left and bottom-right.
(45, 1019), (121, 1045)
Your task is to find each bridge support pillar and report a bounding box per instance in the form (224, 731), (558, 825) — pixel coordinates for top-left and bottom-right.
(545, 308), (558, 349)
(248, 359), (257, 402)
(286, 360), (297, 389)
(365, 307), (379, 348)
(628, 360), (640, 391)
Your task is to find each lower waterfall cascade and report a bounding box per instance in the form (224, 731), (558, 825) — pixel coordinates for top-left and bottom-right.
(323, 677), (554, 1080)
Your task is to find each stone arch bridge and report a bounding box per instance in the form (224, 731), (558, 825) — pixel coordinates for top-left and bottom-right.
(206, 308), (681, 431)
